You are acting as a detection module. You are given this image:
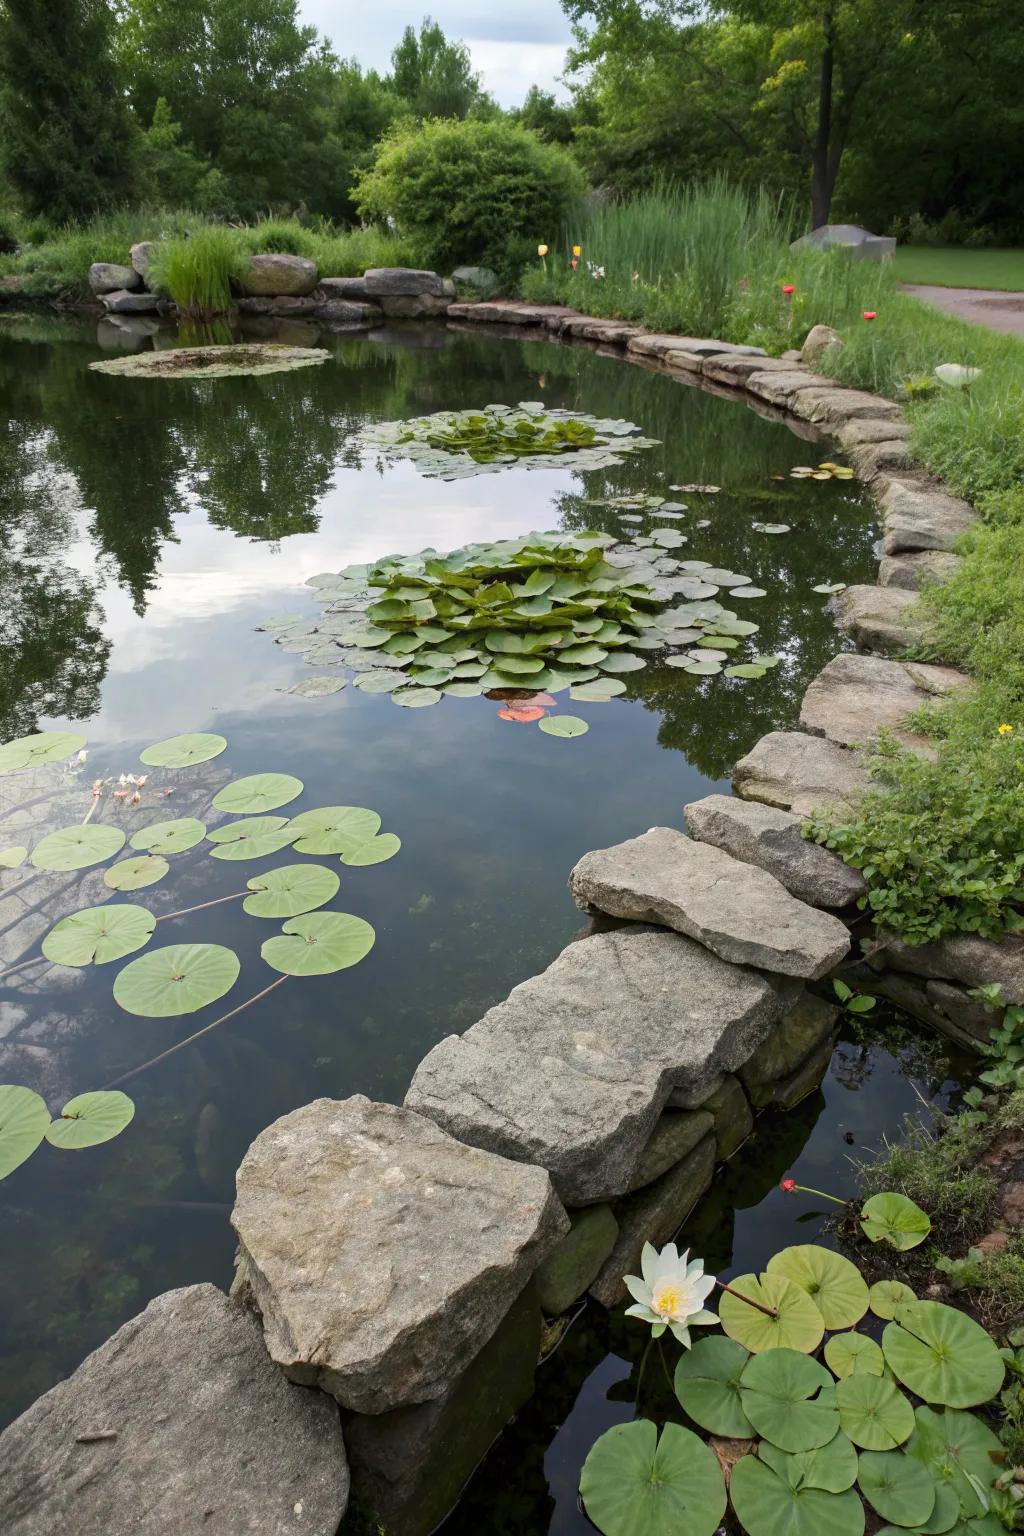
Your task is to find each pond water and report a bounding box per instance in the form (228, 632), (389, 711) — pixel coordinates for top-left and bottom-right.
(0, 312), (949, 1508)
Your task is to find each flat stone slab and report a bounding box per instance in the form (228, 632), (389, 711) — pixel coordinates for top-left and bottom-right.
(832, 584), (923, 653)
(874, 930), (1024, 1005)
(683, 793), (866, 909)
(836, 416), (911, 447)
(629, 1107), (714, 1192)
(362, 266), (444, 297)
(849, 439), (916, 478)
(445, 300), (577, 326)
(0, 1284), (349, 1536)
(743, 369), (834, 405)
(101, 289), (161, 313)
(702, 354), (794, 385)
(733, 730), (872, 819)
(799, 653), (970, 749)
(232, 1096), (566, 1414)
(406, 926), (796, 1205)
(590, 1135), (716, 1306)
(790, 386), (902, 424)
(89, 261), (140, 295)
(879, 477), (976, 553)
(739, 993), (839, 1102)
(878, 550), (962, 590)
(569, 826), (849, 979)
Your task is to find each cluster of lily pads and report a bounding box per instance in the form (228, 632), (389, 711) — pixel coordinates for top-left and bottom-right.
(263, 528), (783, 716)
(790, 461), (856, 482)
(580, 1199), (1014, 1536)
(0, 727), (399, 1179)
(356, 402), (659, 479)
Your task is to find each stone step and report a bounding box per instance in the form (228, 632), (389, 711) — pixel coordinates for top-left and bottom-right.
(744, 369), (833, 405)
(683, 793), (866, 909)
(878, 550), (962, 591)
(832, 584), (924, 653)
(878, 476), (976, 553)
(231, 1095), (566, 1415)
(732, 730), (872, 819)
(568, 826), (850, 979)
(799, 653), (971, 750)
(406, 925), (798, 1206)
(0, 1284), (350, 1535)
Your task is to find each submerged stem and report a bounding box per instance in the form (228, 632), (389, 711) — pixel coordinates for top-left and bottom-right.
(635, 1333), (654, 1410)
(103, 974), (289, 1088)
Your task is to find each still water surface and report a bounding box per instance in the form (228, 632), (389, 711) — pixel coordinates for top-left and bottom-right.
(0, 313), (954, 1523)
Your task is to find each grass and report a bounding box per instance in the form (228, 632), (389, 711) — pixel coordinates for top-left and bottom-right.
(893, 246), (1024, 290)
(148, 226), (247, 316)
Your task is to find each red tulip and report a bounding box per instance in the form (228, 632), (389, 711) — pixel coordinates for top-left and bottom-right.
(863, 310), (877, 321)
(782, 283), (796, 295)
(570, 258), (579, 270)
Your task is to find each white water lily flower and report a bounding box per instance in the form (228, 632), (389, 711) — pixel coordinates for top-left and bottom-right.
(623, 1242), (718, 1345)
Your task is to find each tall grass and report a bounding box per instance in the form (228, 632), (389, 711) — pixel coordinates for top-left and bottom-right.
(242, 217), (415, 275)
(148, 226), (248, 316)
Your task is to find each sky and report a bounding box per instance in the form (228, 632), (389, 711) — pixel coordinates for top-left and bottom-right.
(297, 1), (575, 106)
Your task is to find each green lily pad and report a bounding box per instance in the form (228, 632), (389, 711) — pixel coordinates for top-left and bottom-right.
(766, 1246), (869, 1331)
(0, 730), (87, 774)
(861, 1192), (932, 1251)
(720, 1273), (825, 1354)
(213, 774), (304, 815)
(0, 846), (27, 868)
(393, 688), (442, 707)
(538, 715), (589, 738)
(759, 1432), (859, 1494)
(729, 1451), (865, 1536)
(208, 817), (298, 861)
(674, 1336), (753, 1438)
(571, 680), (626, 701)
(857, 1449), (936, 1528)
(352, 671), (408, 692)
(905, 1407), (1002, 1521)
(836, 1372), (915, 1450)
(341, 834), (401, 867)
(44, 1090), (135, 1150)
(281, 676), (347, 698)
(725, 664), (768, 679)
(887, 1480), (961, 1535)
(243, 864), (340, 918)
(883, 1301), (1005, 1409)
(286, 806), (381, 855)
(0, 1085), (50, 1179)
(32, 824), (126, 872)
(444, 682), (484, 697)
(824, 1332), (885, 1379)
(42, 904), (156, 966)
(739, 1348), (839, 1453)
(105, 855), (169, 890)
(557, 644), (608, 665)
(580, 1420), (726, 1536)
(130, 818), (206, 855)
(598, 652), (646, 673)
(113, 942), (241, 1017)
(261, 912), (376, 977)
(139, 732), (227, 768)
(870, 1280), (917, 1320)
(685, 661), (722, 676)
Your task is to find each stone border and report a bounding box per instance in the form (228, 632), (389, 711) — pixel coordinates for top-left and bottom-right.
(5, 293), (1014, 1536)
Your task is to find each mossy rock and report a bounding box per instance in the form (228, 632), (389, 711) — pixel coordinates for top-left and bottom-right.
(534, 1205), (618, 1316)
(89, 344), (329, 379)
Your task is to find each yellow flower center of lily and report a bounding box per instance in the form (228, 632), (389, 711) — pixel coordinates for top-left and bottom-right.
(651, 1280), (689, 1321)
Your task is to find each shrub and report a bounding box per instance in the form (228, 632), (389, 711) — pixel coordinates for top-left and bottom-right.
(149, 226), (248, 316)
(354, 117), (587, 284)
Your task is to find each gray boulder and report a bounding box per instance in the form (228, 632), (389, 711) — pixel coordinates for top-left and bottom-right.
(534, 1206), (619, 1315)
(238, 253), (319, 297)
(313, 298), (378, 325)
(832, 583), (924, 653)
(791, 224), (896, 261)
(743, 368), (833, 405)
(0, 1284), (349, 1536)
(684, 794), (866, 909)
(878, 550), (962, 590)
(232, 1096), (566, 1414)
(89, 262), (140, 295)
(362, 267), (445, 298)
(100, 289), (161, 313)
(629, 1107), (714, 1192)
(733, 730), (872, 819)
(568, 826), (850, 979)
(836, 416), (912, 447)
(872, 930), (1024, 1006)
(590, 1136), (716, 1306)
(406, 925), (796, 1205)
(129, 241), (155, 280)
(800, 653), (970, 750)
(879, 477), (976, 553)
(802, 324), (843, 367)
(790, 386), (902, 425)
(378, 292), (450, 318)
(692, 1074), (752, 1158)
(318, 275), (377, 302)
(738, 993), (840, 1107)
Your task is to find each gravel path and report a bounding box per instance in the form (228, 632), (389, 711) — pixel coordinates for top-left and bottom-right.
(901, 282), (1024, 337)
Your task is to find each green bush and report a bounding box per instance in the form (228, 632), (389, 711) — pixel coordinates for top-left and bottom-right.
(354, 117), (587, 284)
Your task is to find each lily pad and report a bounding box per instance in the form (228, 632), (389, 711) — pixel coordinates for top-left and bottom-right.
(44, 1090), (135, 1150)
(286, 806), (381, 855)
(260, 912), (376, 977)
(870, 1280), (917, 1320)
(130, 818), (206, 855)
(571, 680), (626, 701)
(836, 1373), (915, 1450)
(685, 661), (723, 676)
(731, 586), (768, 598)
(905, 1407), (1002, 1521)
(719, 1272), (825, 1354)
(32, 824), (126, 872)
(861, 1192), (932, 1251)
(759, 1433), (859, 1494)
(766, 1246), (869, 1331)
(352, 671), (408, 693)
(725, 664), (768, 678)
(824, 1332), (885, 1379)
(341, 834), (402, 866)
(281, 676), (347, 698)
(208, 817), (298, 860)
(729, 1451), (865, 1536)
(42, 904), (156, 966)
(579, 1420), (726, 1536)
(752, 523), (791, 534)
(538, 715), (589, 738)
(105, 855), (169, 890)
(393, 688), (442, 707)
(243, 864), (340, 918)
(113, 942), (241, 1017)
(882, 1301), (1005, 1409)
(598, 653), (646, 673)
(857, 1449), (936, 1528)
(0, 1085), (50, 1179)
(213, 773), (304, 815)
(139, 732), (227, 768)
(739, 1349), (839, 1453)
(0, 730), (87, 774)
(444, 683), (484, 697)
(0, 846), (27, 868)
(674, 1336), (754, 1438)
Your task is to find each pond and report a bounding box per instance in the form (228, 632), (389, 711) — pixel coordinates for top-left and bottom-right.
(0, 312), (955, 1514)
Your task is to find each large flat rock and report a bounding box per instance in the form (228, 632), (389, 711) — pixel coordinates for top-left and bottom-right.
(569, 826), (849, 979)
(362, 266), (444, 297)
(0, 1284), (348, 1536)
(790, 386), (902, 424)
(733, 730), (872, 819)
(879, 477), (976, 553)
(832, 584), (923, 653)
(873, 930), (1024, 1005)
(878, 550), (962, 590)
(232, 1096), (566, 1414)
(238, 253), (318, 297)
(683, 793), (866, 908)
(406, 926), (797, 1205)
(800, 653), (970, 749)
(742, 369), (833, 405)
(836, 416), (912, 447)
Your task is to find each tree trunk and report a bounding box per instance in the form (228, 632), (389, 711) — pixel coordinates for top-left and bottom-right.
(810, 15), (836, 227)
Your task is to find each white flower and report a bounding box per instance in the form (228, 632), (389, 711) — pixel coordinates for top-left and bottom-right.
(623, 1242), (718, 1345)
(76, 749), (88, 764)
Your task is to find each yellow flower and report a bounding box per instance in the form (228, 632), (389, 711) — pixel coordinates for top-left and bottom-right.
(998, 723), (1015, 735)
(572, 244), (582, 257)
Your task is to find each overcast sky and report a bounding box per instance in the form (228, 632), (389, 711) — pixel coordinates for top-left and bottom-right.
(297, 1), (575, 106)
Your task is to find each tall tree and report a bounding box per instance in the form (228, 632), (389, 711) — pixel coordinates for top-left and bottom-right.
(0, 0), (135, 221)
(390, 17), (486, 120)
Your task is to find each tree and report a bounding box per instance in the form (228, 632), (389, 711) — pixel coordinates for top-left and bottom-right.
(0, 0), (135, 221)
(512, 86), (577, 146)
(390, 17), (486, 120)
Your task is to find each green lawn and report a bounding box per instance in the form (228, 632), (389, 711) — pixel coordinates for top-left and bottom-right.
(893, 245), (1024, 290)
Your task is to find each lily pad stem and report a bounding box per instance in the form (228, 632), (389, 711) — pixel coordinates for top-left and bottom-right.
(103, 974), (289, 1088)
(635, 1334), (654, 1410)
(158, 890), (246, 922)
(716, 1280), (779, 1319)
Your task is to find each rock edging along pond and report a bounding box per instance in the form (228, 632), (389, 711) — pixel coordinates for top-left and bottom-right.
(0, 302), (1007, 1536)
